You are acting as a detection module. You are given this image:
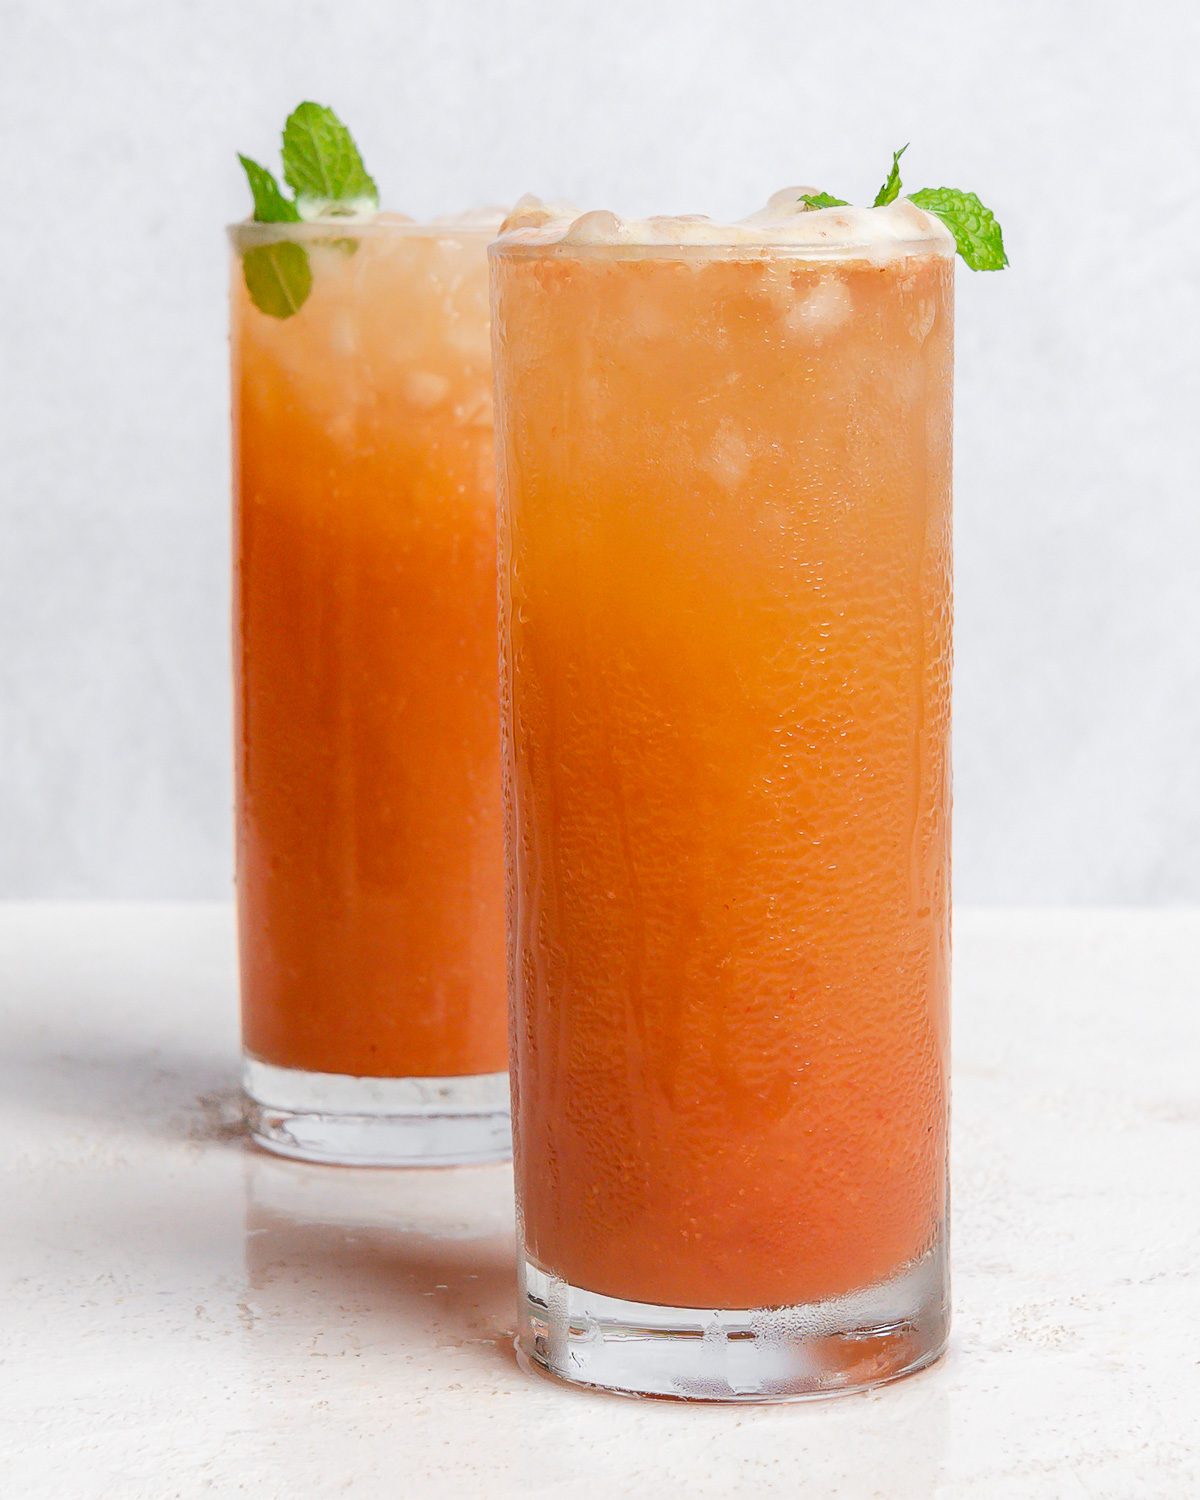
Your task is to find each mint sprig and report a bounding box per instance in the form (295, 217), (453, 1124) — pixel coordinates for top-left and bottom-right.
(235, 103), (378, 318)
(796, 146), (1008, 271)
(282, 102), (379, 218)
(241, 242), (313, 320)
(907, 187), (1008, 271)
(873, 144), (908, 207)
(238, 156), (299, 223)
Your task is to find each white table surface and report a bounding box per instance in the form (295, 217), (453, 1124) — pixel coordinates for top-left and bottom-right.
(2, 904), (1198, 1499)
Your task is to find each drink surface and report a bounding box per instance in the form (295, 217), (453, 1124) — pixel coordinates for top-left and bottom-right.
(493, 204), (953, 1309)
(233, 221), (506, 1079)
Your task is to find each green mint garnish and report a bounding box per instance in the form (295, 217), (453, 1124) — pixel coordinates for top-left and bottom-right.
(238, 155), (300, 224)
(907, 187), (1008, 271)
(281, 102), (379, 219)
(796, 148), (1008, 271)
(873, 144), (908, 207)
(236, 103), (378, 318)
(241, 243), (313, 320)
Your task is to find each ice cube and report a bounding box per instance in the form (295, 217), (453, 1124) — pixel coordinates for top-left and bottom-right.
(454, 389), (493, 428)
(500, 195), (577, 234)
(785, 278), (853, 339)
(563, 210), (624, 245)
(402, 371), (451, 409)
(708, 417), (754, 487)
(329, 313), (359, 358)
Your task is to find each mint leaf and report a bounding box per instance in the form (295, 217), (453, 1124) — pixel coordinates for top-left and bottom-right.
(873, 144), (908, 207)
(908, 187), (1008, 271)
(238, 154), (299, 223)
(800, 192), (849, 210)
(281, 102), (379, 218)
(242, 241), (312, 319)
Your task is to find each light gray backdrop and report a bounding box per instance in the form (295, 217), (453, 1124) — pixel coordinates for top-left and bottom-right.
(2, 0), (1197, 901)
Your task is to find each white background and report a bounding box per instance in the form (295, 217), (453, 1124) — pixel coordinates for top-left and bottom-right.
(1, 0), (1197, 901)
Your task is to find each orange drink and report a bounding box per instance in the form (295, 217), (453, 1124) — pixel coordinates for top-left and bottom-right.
(492, 195), (954, 1396)
(231, 217), (509, 1165)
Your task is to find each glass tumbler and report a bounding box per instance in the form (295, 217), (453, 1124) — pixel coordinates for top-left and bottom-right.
(231, 217), (510, 1166)
(491, 203), (954, 1398)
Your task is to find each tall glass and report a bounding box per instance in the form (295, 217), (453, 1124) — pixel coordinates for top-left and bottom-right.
(491, 202), (954, 1398)
(231, 218), (509, 1166)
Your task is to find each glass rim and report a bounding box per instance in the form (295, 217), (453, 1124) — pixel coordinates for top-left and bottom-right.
(487, 235), (954, 265)
(226, 218), (502, 247)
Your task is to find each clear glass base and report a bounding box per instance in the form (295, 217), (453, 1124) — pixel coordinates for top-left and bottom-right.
(517, 1236), (948, 1402)
(242, 1058), (512, 1167)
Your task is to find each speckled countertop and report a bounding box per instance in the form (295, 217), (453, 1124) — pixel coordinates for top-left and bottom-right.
(2, 904), (1197, 1498)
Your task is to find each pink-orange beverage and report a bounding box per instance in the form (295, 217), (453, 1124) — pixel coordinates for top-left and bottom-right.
(492, 195), (955, 1398)
(232, 217), (509, 1165)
